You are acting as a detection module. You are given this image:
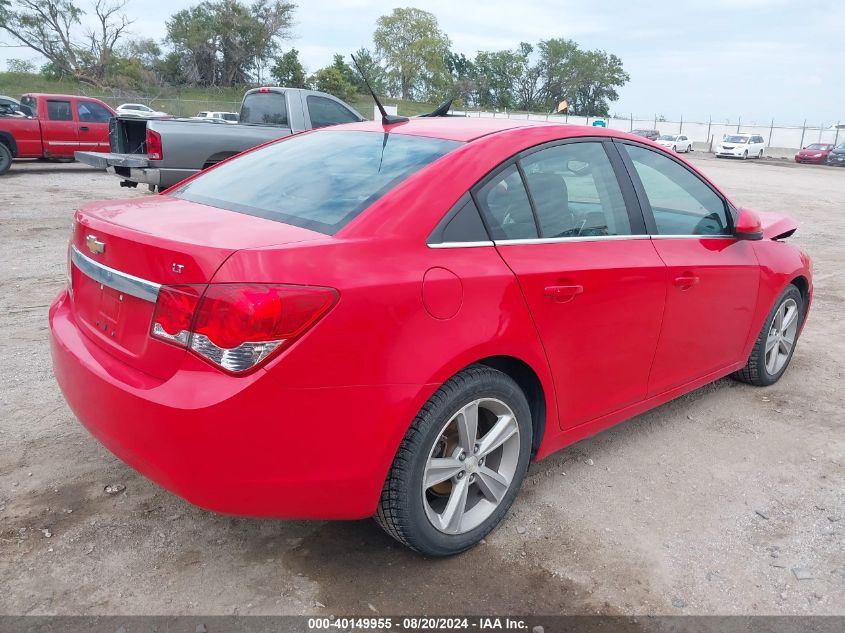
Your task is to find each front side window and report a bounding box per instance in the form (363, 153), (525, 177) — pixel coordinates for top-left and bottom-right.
(520, 142), (632, 238)
(47, 100), (73, 121)
(307, 96), (360, 129)
(174, 130), (460, 234)
(475, 164), (537, 240)
(240, 91), (288, 126)
(77, 101), (112, 123)
(624, 144), (730, 236)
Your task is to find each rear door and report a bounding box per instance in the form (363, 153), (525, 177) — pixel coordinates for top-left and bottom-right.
(75, 99), (113, 152)
(476, 139), (666, 429)
(617, 141), (759, 395)
(42, 98), (78, 156)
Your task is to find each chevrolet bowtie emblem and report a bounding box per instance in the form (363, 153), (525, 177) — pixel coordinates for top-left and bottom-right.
(86, 234), (105, 255)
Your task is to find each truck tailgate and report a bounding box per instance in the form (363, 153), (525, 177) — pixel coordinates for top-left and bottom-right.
(75, 151), (149, 169)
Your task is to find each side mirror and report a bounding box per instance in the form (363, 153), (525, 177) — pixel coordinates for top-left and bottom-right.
(735, 208), (763, 241)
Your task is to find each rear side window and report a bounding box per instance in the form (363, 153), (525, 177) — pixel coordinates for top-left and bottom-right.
(624, 144), (730, 235)
(240, 91), (288, 126)
(307, 96), (360, 129)
(173, 130), (460, 234)
(47, 100), (73, 121)
(521, 142), (631, 238)
(475, 164), (537, 240)
(77, 101), (112, 123)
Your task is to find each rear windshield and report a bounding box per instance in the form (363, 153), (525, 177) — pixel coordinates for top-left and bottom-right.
(240, 91), (288, 126)
(172, 130), (461, 234)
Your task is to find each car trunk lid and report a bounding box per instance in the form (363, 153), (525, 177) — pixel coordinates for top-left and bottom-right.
(70, 195), (326, 379)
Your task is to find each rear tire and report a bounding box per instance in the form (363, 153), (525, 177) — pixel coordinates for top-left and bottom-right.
(375, 365), (532, 556)
(733, 285), (803, 386)
(0, 143), (11, 175)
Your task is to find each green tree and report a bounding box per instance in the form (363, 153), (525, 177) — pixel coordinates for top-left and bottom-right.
(348, 47), (386, 96)
(0, 0), (131, 85)
(568, 50), (629, 116)
(536, 38), (581, 111)
(166, 0), (296, 86)
(373, 7), (451, 100)
(271, 48), (306, 87)
(310, 66), (355, 102)
(5, 58), (36, 73)
(474, 49), (523, 110)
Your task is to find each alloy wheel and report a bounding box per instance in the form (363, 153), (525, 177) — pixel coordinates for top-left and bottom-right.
(765, 298), (799, 375)
(422, 398), (521, 535)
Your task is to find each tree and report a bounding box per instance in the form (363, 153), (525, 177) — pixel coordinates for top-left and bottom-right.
(165, 0), (296, 86)
(270, 48), (306, 87)
(373, 7), (450, 100)
(536, 38), (580, 111)
(443, 51), (477, 106)
(310, 65), (355, 102)
(6, 58), (36, 73)
(348, 47), (386, 96)
(567, 50), (629, 116)
(474, 49), (523, 110)
(0, 0), (132, 84)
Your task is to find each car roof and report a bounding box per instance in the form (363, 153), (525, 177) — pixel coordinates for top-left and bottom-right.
(329, 117), (639, 143)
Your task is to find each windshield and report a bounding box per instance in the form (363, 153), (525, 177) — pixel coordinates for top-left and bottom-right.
(806, 144), (831, 150)
(221, 113), (238, 121)
(724, 136), (749, 143)
(657, 135), (676, 141)
(173, 130), (461, 235)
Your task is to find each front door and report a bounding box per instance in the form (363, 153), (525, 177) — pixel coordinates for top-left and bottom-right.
(75, 100), (113, 152)
(475, 140), (667, 429)
(618, 142), (759, 396)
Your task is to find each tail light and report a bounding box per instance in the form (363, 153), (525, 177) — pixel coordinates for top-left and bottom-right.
(151, 284), (338, 374)
(146, 128), (163, 160)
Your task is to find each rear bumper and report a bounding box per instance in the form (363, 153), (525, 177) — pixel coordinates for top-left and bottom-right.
(49, 290), (423, 519)
(74, 151), (195, 188)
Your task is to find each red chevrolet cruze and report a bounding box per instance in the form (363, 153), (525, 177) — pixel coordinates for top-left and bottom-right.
(50, 118), (812, 556)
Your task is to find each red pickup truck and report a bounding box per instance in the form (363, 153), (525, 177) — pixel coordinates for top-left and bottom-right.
(0, 93), (114, 175)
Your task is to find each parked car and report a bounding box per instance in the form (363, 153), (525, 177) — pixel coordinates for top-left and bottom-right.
(51, 118), (812, 557)
(194, 111), (239, 123)
(0, 93), (114, 176)
(794, 143), (834, 164)
(826, 142), (845, 166)
(632, 128), (660, 140)
(76, 87), (364, 190)
(116, 103), (169, 118)
(716, 134), (765, 159)
(656, 134), (693, 153)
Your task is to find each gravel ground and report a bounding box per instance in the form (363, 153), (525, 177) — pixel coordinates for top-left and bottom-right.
(0, 156), (843, 616)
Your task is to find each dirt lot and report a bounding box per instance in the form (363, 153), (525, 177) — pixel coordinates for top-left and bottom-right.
(1, 156), (843, 616)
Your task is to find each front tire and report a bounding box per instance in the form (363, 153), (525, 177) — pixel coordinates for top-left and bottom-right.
(758, 149), (763, 159)
(733, 285), (804, 386)
(0, 143), (11, 175)
(742, 150), (749, 160)
(375, 365), (532, 556)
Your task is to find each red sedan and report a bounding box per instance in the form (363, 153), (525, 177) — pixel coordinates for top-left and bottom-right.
(50, 118), (812, 556)
(794, 143), (834, 164)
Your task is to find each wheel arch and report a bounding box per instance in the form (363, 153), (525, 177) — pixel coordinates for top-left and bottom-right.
(0, 130), (18, 156)
(202, 151), (238, 170)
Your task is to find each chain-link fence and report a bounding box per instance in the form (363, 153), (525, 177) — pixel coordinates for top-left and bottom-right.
(452, 109), (843, 156)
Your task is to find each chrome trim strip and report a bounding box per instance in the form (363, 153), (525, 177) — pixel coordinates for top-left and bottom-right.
(70, 245), (161, 302)
(427, 240), (495, 249)
(494, 234), (651, 246)
(650, 234), (734, 240)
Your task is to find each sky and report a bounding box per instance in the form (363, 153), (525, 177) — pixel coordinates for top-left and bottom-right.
(1, 0), (843, 125)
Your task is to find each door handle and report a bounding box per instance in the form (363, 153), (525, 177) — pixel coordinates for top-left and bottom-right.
(80, 126), (90, 131)
(544, 284), (584, 302)
(673, 275), (700, 290)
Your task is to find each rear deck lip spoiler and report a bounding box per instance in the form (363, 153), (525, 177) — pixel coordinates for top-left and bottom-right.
(70, 245), (161, 302)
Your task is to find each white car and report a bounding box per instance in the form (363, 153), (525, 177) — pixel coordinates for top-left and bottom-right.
(116, 103), (169, 118)
(194, 111), (239, 123)
(656, 134), (693, 153)
(716, 134), (765, 159)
